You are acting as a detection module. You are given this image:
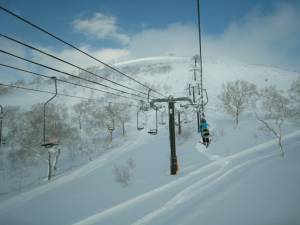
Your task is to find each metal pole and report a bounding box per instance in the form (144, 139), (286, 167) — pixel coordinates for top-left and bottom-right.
(150, 97), (192, 175)
(193, 57), (197, 81)
(43, 101), (46, 144)
(136, 111), (139, 130)
(197, 111), (201, 133)
(192, 86), (195, 103)
(43, 77), (57, 144)
(147, 89), (152, 103)
(197, 0), (204, 113)
(178, 111), (181, 135)
(155, 107), (158, 131)
(169, 98), (177, 175)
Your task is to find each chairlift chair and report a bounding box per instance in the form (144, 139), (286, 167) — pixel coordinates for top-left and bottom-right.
(141, 104), (150, 112)
(108, 126), (114, 132)
(137, 110), (145, 130)
(41, 77), (59, 149)
(147, 107), (158, 135)
(160, 121), (166, 125)
(139, 99), (150, 112)
(199, 114), (211, 148)
(159, 106), (166, 125)
(183, 110), (194, 124)
(41, 137), (59, 148)
(148, 129), (158, 135)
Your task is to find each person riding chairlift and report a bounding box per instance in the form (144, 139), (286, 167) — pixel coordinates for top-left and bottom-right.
(199, 118), (210, 148)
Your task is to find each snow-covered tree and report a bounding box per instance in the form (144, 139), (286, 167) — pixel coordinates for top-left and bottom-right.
(103, 102), (117, 143)
(255, 86), (292, 157)
(86, 99), (116, 143)
(219, 80), (257, 125)
(10, 103), (77, 180)
(73, 100), (93, 130)
(113, 164), (130, 187)
(289, 77), (300, 121)
(114, 103), (131, 136)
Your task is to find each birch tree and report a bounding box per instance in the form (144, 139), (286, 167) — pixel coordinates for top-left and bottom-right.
(289, 77), (300, 121)
(19, 103), (75, 180)
(255, 86), (291, 157)
(219, 80), (257, 125)
(114, 103), (131, 136)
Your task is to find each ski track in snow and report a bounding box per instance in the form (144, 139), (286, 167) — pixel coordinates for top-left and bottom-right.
(196, 143), (221, 161)
(72, 130), (300, 225)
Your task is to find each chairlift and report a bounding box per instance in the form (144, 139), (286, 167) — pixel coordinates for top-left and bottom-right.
(199, 115), (211, 148)
(199, 128), (211, 148)
(159, 106), (166, 125)
(108, 125), (114, 132)
(136, 110), (145, 130)
(148, 107), (158, 135)
(141, 104), (150, 112)
(203, 89), (208, 106)
(41, 137), (59, 148)
(180, 103), (190, 110)
(139, 100), (150, 112)
(41, 77), (59, 148)
(181, 109), (194, 124)
(148, 129), (158, 135)
(106, 102), (115, 132)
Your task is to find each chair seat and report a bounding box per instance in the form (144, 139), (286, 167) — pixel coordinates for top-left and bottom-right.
(148, 129), (158, 135)
(41, 142), (58, 148)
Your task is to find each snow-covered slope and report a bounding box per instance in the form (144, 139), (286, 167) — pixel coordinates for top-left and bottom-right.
(0, 56), (299, 225)
(0, 115), (299, 225)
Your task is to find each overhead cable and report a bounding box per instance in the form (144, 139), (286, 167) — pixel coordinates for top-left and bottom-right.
(0, 63), (142, 101)
(0, 49), (149, 100)
(0, 33), (154, 98)
(0, 83), (138, 107)
(0, 5), (166, 98)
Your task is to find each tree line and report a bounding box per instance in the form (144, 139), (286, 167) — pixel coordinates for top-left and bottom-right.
(0, 97), (132, 193)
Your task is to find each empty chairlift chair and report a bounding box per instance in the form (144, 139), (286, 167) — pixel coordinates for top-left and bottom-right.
(41, 77), (59, 148)
(137, 109), (145, 131)
(148, 107), (158, 135)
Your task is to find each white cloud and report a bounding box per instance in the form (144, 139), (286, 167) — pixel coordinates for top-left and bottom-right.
(203, 2), (300, 69)
(0, 37), (32, 83)
(0, 37), (27, 65)
(73, 13), (130, 45)
(0, 34), (130, 83)
(2, 2), (299, 86)
(127, 2), (300, 71)
(128, 23), (198, 58)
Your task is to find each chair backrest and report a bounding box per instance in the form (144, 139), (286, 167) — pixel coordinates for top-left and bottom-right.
(48, 137), (59, 144)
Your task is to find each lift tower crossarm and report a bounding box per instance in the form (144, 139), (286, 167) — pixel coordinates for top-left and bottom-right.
(150, 97), (193, 109)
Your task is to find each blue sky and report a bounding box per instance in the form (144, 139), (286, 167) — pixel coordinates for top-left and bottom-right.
(0, 0), (300, 75)
(1, 0), (297, 46)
